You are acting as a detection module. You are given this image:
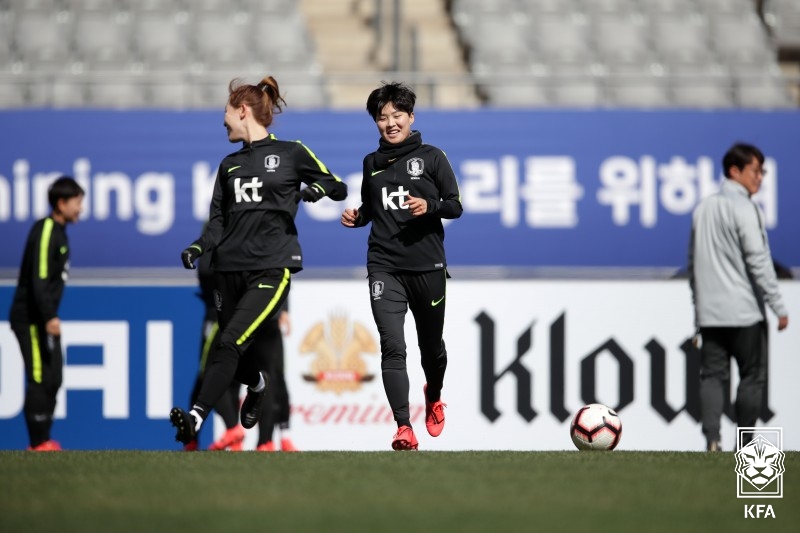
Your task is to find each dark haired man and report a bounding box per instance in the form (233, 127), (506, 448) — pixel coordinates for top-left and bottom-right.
(10, 176), (84, 451)
(688, 143), (788, 452)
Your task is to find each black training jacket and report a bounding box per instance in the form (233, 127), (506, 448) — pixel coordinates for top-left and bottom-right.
(9, 217), (71, 325)
(192, 134), (347, 272)
(354, 142), (462, 272)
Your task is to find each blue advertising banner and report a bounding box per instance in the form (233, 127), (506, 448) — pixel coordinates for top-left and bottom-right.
(0, 285), (204, 450)
(0, 109), (798, 268)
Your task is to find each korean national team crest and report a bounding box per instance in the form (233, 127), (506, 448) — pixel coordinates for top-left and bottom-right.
(264, 154), (280, 171)
(406, 157), (424, 178)
(371, 280), (384, 300)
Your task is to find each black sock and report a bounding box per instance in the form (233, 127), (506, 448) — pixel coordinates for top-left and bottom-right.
(397, 419), (411, 428)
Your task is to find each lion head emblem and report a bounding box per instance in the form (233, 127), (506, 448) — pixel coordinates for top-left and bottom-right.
(734, 435), (786, 490)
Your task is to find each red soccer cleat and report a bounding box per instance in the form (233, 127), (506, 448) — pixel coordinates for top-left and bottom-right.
(27, 440), (62, 451)
(183, 440), (198, 451)
(208, 424), (245, 451)
(280, 438), (299, 452)
(391, 426), (419, 451)
(256, 441), (276, 452)
(424, 384), (446, 437)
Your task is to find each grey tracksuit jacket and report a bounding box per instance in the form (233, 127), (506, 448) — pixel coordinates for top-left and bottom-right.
(688, 179), (787, 328)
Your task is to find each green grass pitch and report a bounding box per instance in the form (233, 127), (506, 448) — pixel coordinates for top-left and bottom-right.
(1, 451), (797, 532)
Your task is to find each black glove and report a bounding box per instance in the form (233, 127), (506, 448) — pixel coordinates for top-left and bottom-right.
(297, 183), (326, 203)
(181, 246), (201, 270)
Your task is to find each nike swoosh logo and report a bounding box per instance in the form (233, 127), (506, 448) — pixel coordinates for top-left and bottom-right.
(371, 169), (384, 176)
(228, 165), (241, 173)
(431, 296), (445, 307)
(258, 283), (274, 289)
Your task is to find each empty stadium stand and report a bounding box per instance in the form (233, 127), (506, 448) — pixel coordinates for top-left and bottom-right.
(0, 0), (797, 109)
(454, 0), (798, 108)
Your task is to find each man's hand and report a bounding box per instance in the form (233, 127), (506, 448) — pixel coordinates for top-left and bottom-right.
(181, 246), (201, 270)
(778, 315), (789, 331)
(298, 183), (325, 203)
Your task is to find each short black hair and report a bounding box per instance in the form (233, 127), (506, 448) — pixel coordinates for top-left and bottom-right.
(722, 143), (764, 178)
(366, 81), (416, 121)
(48, 176), (85, 210)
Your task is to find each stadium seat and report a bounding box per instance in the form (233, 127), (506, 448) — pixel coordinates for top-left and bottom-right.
(712, 13), (773, 65)
(50, 79), (88, 108)
(550, 75), (604, 107)
(451, 0), (520, 27)
(7, 0), (62, 11)
(470, 47), (544, 77)
(0, 79), (27, 107)
(89, 79), (148, 108)
(131, 0), (187, 12)
(13, 11), (72, 68)
(651, 13), (712, 64)
(639, 0), (699, 15)
(72, 11), (133, 70)
(767, 0), (800, 49)
(148, 77), (194, 109)
(671, 78), (734, 108)
(0, 13), (13, 67)
(240, 0), (298, 14)
(132, 10), (192, 69)
(698, 0), (758, 16)
(278, 75), (329, 108)
(193, 11), (252, 68)
(251, 12), (318, 70)
(187, 0), (241, 12)
(582, 0), (639, 16)
(736, 75), (796, 109)
(464, 16), (530, 61)
(593, 14), (651, 65)
(517, 0), (577, 15)
(191, 71), (249, 108)
(483, 81), (551, 107)
(530, 13), (593, 65)
(606, 63), (671, 108)
(62, 0), (120, 11)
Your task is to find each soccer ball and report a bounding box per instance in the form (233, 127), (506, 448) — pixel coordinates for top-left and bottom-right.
(570, 403), (622, 451)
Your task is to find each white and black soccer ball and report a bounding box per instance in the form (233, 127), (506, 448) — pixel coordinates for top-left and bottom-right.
(569, 403), (622, 451)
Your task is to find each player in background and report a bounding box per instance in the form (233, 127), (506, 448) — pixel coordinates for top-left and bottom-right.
(183, 248), (245, 451)
(9, 176), (84, 451)
(170, 75), (347, 445)
(340, 82), (462, 450)
(688, 142), (789, 452)
(255, 304), (298, 452)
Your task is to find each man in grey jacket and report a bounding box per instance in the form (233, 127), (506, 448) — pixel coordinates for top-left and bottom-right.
(688, 143), (789, 452)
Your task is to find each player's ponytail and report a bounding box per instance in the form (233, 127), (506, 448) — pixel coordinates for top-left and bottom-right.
(258, 76), (285, 116)
(228, 75), (285, 128)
